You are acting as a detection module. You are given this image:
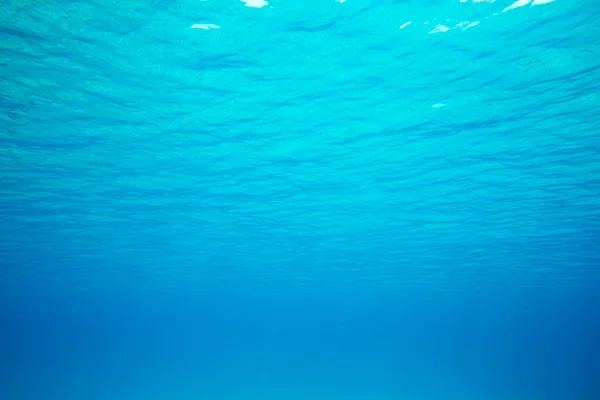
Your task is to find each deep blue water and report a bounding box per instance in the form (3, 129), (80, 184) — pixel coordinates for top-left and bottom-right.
(1, 0), (600, 399)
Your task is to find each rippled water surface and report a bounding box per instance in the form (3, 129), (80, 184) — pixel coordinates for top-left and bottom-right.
(1, 0), (599, 399)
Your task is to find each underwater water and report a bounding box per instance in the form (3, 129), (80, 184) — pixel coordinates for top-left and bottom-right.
(1, 0), (600, 398)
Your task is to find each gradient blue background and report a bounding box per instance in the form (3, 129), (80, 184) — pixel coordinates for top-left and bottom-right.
(1, 0), (599, 399)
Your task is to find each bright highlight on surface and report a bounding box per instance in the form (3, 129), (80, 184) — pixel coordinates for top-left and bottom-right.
(190, 23), (220, 30)
(502, 0), (556, 12)
(429, 24), (450, 34)
(396, 0), (556, 35)
(503, 0), (532, 12)
(189, 0), (558, 34)
(241, 0), (269, 8)
(457, 21), (480, 30)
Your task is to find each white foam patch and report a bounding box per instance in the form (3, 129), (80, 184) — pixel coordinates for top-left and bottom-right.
(503, 0), (532, 12)
(400, 21), (412, 29)
(241, 0), (269, 8)
(190, 23), (220, 30)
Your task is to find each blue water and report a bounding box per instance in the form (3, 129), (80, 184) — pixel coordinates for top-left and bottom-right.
(1, 0), (599, 398)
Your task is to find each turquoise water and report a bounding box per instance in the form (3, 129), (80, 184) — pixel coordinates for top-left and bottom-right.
(1, 0), (599, 399)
